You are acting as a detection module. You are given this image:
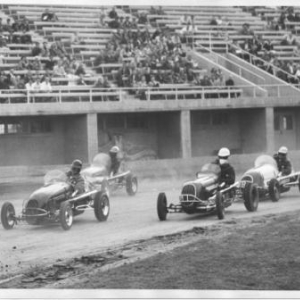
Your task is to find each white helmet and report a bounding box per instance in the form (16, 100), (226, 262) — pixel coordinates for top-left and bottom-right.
(109, 146), (120, 153)
(278, 146), (288, 155)
(218, 147), (230, 158)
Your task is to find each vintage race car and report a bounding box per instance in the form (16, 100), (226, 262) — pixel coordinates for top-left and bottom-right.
(240, 155), (300, 202)
(81, 153), (138, 196)
(0, 169), (109, 231)
(157, 162), (259, 221)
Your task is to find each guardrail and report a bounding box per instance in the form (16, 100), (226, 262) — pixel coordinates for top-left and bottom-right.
(1, 83), (300, 104)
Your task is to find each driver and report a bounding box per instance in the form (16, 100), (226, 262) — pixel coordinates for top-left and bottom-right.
(109, 146), (122, 177)
(214, 147), (235, 188)
(273, 146), (292, 176)
(66, 159), (85, 195)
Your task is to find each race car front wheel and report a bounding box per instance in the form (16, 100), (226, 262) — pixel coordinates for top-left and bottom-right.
(216, 192), (225, 220)
(94, 191), (110, 221)
(1, 202), (16, 230)
(59, 202), (73, 231)
(126, 174), (138, 196)
(157, 192), (168, 221)
(268, 179), (280, 202)
(244, 182), (259, 212)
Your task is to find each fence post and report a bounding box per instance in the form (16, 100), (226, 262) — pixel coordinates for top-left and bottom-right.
(278, 85), (280, 97)
(59, 90), (62, 103)
(89, 89), (92, 102)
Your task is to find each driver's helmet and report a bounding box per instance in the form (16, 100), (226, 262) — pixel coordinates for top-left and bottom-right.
(278, 146), (288, 156)
(218, 147), (230, 159)
(71, 159), (83, 173)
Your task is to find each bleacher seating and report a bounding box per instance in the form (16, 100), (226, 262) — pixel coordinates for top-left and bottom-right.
(1, 4), (300, 104)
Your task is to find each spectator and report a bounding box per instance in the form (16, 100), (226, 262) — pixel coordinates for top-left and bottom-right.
(44, 55), (56, 70)
(295, 12), (300, 22)
(70, 32), (85, 45)
(41, 8), (58, 22)
(40, 76), (52, 92)
(3, 19), (12, 33)
(11, 17), (19, 32)
(136, 75), (148, 100)
(19, 18), (30, 32)
(41, 41), (50, 57)
(281, 31), (297, 45)
(32, 42), (42, 57)
(277, 12), (287, 30)
(25, 78), (34, 92)
(53, 59), (66, 77)
(66, 68), (79, 86)
(32, 77), (42, 92)
(75, 62), (85, 76)
(287, 10), (295, 22)
(239, 23), (254, 36)
(20, 29), (32, 44)
(31, 57), (42, 71)
(109, 7), (118, 19)
(109, 16), (120, 29)
(17, 56), (31, 70)
(225, 75), (240, 97)
(98, 7), (106, 27)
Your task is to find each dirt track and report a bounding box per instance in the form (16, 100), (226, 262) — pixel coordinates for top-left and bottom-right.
(1, 178), (300, 283)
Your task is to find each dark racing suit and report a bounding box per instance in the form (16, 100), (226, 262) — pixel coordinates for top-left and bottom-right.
(66, 171), (85, 195)
(273, 154), (292, 176)
(109, 153), (121, 176)
(213, 159), (236, 187)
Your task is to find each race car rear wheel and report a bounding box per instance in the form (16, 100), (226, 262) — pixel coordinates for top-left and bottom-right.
(94, 192), (110, 221)
(268, 179), (280, 202)
(216, 192), (225, 220)
(157, 192), (168, 221)
(126, 174), (138, 196)
(244, 182), (259, 212)
(1, 202), (16, 230)
(59, 202), (73, 231)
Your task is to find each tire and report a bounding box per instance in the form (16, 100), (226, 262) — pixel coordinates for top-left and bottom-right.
(94, 192), (110, 221)
(59, 201), (73, 231)
(1, 202), (16, 230)
(157, 192), (168, 221)
(215, 192), (225, 220)
(269, 178), (280, 202)
(126, 174), (138, 196)
(244, 182), (259, 212)
(298, 176), (300, 192)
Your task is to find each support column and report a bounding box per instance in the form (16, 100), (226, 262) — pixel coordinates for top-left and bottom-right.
(86, 113), (98, 163)
(265, 107), (275, 153)
(180, 110), (192, 159)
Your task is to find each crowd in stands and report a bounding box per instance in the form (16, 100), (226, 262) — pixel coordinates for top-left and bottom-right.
(92, 7), (239, 99)
(0, 5), (245, 102)
(0, 16), (32, 44)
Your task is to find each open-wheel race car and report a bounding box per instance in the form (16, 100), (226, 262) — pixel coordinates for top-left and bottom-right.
(157, 162), (259, 221)
(240, 155), (300, 202)
(81, 153), (138, 196)
(0, 169), (110, 231)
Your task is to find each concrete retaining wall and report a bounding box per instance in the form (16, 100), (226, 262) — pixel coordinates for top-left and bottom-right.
(2, 151), (300, 183)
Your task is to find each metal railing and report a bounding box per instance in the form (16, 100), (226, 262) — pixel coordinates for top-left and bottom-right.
(1, 83), (300, 104)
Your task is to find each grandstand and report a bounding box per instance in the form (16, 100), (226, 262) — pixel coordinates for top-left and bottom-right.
(1, 4), (300, 168)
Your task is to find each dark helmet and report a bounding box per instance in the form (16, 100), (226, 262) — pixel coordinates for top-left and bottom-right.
(71, 159), (82, 172)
